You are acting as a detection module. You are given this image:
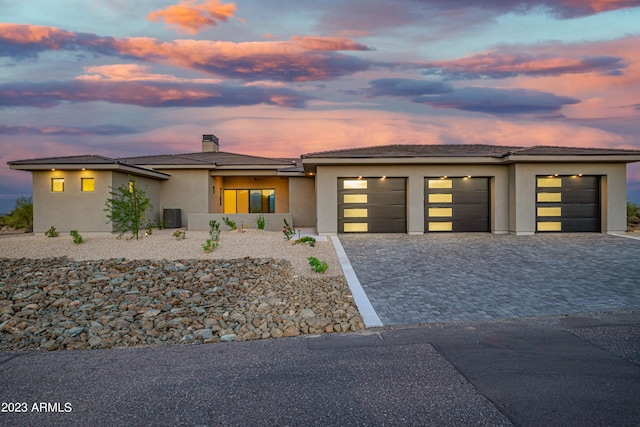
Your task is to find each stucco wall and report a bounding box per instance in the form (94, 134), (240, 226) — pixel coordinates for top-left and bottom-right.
(289, 176), (316, 227)
(111, 173), (162, 227)
(315, 164), (510, 235)
(188, 213), (293, 232)
(156, 169), (210, 227)
(507, 162), (627, 235)
(33, 170), (114, 233)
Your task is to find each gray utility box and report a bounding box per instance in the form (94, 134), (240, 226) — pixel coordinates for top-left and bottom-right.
(163, 208), (182, 228)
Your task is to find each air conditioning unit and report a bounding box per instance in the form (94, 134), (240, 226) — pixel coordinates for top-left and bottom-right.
(163, 208), (182, 228)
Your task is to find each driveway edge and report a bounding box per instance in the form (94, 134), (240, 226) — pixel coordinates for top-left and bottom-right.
(331, 235), (383, 327)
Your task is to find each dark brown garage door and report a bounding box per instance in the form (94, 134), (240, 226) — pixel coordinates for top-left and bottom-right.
(338, 177), (406, 233)
(536, 175), (600, 232)
(424, 177), (490, 232)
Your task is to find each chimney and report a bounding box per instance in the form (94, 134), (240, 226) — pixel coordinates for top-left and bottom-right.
(202, 134), (219, 152)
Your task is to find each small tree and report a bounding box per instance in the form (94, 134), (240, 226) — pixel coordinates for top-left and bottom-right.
(104, 177), (152, 239)
(3, 197), (33, 231)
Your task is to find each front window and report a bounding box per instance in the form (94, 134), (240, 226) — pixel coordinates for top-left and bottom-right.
(223, 189), (275, 214)
(51, 178), (64, 192)
(81, 177), (95, 192)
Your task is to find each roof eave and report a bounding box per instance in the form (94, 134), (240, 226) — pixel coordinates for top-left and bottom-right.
(9, 162), (170, 180)
(502, 154), (640, 164)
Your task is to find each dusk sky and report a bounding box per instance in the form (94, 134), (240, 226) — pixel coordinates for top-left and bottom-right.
(2, 0), (640, 212)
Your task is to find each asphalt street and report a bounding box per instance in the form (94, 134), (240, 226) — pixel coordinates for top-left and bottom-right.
(1, 310), (639, 426)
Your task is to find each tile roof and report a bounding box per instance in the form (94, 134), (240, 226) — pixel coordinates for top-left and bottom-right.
(302, 144), (640, 158)
(302, 144), (523, 158)
(121, 151), (297, 166)
(8, 154), (118, 165)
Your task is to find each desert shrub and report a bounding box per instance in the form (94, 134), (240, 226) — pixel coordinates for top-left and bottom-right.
(104, 177), (152, 240)
(45, 226), (59, 237)
(2, 197), (33, 231)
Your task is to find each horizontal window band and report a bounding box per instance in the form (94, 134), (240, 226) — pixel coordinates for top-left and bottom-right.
(343, 180), (367, 189)
(537, 221), (562, 231)
(537, 192), (561, 203)
(343, 223), (368, 232)
(428, 179), (452, 189)
(343, 194), (367, 204)
(428, 222), (453, 232)
(428, 194), (452, 203)
(428, 208), (452, 217)
(537, 177), (562, 188)
(344, 208), (368, 218)
(537, 207), (562, 217)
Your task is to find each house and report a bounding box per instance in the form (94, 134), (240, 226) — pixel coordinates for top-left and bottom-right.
(8, 135), (640, 235)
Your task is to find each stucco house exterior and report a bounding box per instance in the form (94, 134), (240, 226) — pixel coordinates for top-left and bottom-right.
(8, 135), (640, 236)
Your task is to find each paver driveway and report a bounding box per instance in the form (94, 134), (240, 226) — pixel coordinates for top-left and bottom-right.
(339, 233), (640, 325)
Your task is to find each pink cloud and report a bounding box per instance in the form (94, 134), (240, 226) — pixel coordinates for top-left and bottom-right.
(148, 0), (237, 34)
(0, 24), (372, 82)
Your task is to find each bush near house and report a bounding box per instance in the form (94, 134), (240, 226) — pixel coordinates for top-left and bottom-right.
(628, 201), (640, 230)
(104, 177), (153, 240)
(1, 197), (33, 232)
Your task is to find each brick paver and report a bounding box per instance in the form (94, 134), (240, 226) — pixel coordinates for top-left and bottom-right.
(339, 233), (640, 325)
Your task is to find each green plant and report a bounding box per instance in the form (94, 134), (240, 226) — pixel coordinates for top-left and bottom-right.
(295, 236), (316, 247)
(2, 197), (33, 231)
(203, 220), (220, 252)
(70, 230), (83, 244)
(256, 213), (266, 230)
(283, 218), (296, 240)
(154, 219), (165, 230)
(45, 225), (59, 237)
(307, 256), (328, 274)
(104, 176), (153, 240)
(222, 216), (237, 230)
(628, 201), (640, 224)
(172, 230), (186, 240)
(202, 238), (218, 252)
(145, 222), (153, 236)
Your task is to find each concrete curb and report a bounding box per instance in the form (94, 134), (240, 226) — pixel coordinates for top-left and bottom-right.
(331, 235), (383, 327)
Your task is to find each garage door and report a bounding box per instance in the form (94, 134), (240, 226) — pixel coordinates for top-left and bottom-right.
(536, 175), (600, 232)
(338, 177), (406, 233)
(425, 177), (490, 232)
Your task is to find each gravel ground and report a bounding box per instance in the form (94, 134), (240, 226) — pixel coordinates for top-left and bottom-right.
(0, 229), (364, 351)
(0, 229), (341, 277)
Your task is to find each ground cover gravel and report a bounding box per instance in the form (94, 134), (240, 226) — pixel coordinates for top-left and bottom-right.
(0, 229), (363, 351)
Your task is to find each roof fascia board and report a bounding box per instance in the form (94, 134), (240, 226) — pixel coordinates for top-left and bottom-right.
(302, 156), (504, 166)
(9, 162), (170, 180)
(502, 155), (640, 164)
(211, 169), (281, 177)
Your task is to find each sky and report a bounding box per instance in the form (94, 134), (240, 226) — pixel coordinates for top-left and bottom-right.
(2, 0), (640, 212)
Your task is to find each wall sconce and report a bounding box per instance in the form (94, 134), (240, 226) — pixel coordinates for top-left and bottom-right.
(381, 176), (386, 180)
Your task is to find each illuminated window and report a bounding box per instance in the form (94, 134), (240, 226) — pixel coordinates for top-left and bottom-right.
(537, 177), (562, 188)
(223, 189), (275, 214)
(343, 194), (368, 204)
(428, 194), (452, 203)
(428, 179), (452, 189)
(344, 223), (368, 232)
(428, 222), (453, 231)
(538, 222), (561, 231)
(344, 208), (368, 218)
(51, 178), (64, 192)
(81, 178), (95, 192)
(428, 207), (453, 217)
(537, 207), (562, 217)
(537, 193), (561, 203)
(343, 179), (367, 189)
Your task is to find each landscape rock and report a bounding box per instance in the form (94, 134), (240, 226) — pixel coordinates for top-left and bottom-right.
(0, 257), (364, 351)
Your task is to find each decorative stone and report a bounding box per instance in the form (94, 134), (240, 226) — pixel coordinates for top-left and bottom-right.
(220, 334), (237, 342)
